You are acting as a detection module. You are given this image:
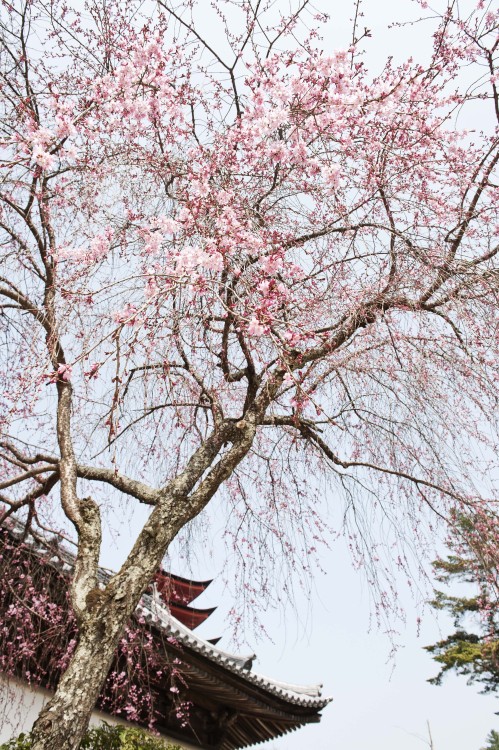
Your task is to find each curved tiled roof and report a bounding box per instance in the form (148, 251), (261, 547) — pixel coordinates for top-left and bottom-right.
(3, 514), (332, 740)
(137, 591), (331, 710)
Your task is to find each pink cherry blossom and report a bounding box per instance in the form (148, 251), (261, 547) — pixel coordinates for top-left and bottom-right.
(247, 318), (266, 336)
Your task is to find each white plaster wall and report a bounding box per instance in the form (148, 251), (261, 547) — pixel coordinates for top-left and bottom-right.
(0, 676), (198, 750)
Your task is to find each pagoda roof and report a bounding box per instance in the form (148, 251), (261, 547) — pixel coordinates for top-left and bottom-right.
(155, 570), (213, 602)
(165, 600), (217, 631)
(153, 570), (215, 628)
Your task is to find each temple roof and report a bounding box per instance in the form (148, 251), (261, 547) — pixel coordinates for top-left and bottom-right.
(139, 590), (328, 709)
(1, 516), (332, 748)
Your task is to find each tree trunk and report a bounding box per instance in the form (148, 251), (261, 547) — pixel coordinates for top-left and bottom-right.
(30, 606), (124, 750)
(28, 424), (257, 749)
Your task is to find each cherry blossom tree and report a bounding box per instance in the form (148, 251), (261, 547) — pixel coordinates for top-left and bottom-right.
(0, 0), (498, 747)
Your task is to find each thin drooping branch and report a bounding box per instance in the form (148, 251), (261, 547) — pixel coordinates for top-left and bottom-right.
(296, 421), (462, 506)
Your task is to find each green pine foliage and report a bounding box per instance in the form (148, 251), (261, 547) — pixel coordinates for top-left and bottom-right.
(426, 543), (499, 692)
(0, 737), (31, 750)
(427, 520), (499, 749)
(482, 730), (499, 750)
(0, 725), (181, 750)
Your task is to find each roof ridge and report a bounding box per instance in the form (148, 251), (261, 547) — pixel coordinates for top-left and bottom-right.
(139, 592), (330, 709)
(4, 517), (331, 710)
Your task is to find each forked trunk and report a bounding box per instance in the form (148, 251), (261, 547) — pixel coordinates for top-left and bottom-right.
(29, 408), (257, 749)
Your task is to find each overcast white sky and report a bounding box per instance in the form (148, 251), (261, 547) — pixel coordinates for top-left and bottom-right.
(194, 537), (498, 750)
(93, 1), (499, 748)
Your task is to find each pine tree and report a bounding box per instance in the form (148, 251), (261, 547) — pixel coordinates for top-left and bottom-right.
(482, 730), (499, 750)
(426, 515), (499, 693)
